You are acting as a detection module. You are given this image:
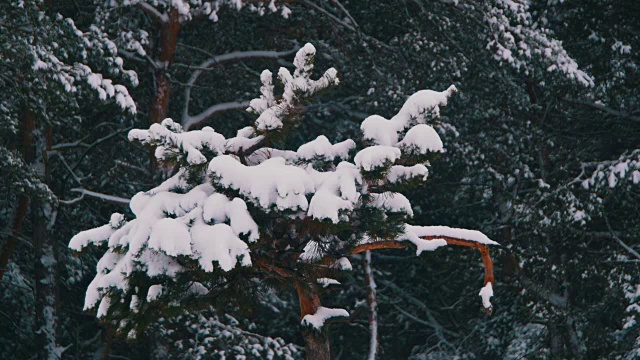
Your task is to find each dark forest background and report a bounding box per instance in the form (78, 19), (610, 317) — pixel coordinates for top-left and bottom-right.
(1, 0), (639, 358)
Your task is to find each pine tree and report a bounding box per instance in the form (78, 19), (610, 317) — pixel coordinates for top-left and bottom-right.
(0, 1), (136, 357)
(70, 43), (498, 359)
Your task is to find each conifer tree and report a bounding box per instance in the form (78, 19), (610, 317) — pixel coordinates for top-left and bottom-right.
(71, 43), (498, 359)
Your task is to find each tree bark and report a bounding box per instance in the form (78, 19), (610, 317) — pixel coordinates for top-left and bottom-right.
(352, 236), (495, 287)
(32, 125), (60, 360)
(0, 109), (34, 280)
(149, 8), (180, 170)
(295, 282), (331, 360)
(364, 251), (379, 360)
(150, 8), (180, 126)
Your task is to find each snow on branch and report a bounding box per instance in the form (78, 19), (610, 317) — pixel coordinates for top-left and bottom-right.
(484, 0), (593, 86)
(579, 150), (640, 190)
(301, 307), (349, 330)
(129, 118), (226, 165)
(251, 43), (339, 131)
(352, 225), (498, 311)
(72, 41), (498, 324)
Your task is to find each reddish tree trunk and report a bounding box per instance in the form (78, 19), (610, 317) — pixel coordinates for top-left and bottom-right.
(149, 9), (180, 170)
(150, 9), (180, 125)
(295, 282), (331, 360)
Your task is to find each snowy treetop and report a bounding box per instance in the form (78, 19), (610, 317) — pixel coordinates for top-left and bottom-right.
(70, 43), (496, 325)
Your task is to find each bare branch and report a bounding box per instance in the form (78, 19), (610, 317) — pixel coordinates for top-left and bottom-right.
(114, 160), (150, 175)
(604, 213), (640, 260)
(66, 188), (130, 206)
(181, 47), (299, 126)
(135, 2), (168, 23)
(299, 0), (356, 32)
(183, 101), (250, 130)
(331, 0), (359, 28)
(564, 98), (640, 122)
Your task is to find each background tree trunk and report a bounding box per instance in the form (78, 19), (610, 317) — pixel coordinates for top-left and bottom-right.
(0, 109), (34, 280)
(149, 9), (180, 171)
(365, 251), (379, 360)
(32, 125), (60, 360)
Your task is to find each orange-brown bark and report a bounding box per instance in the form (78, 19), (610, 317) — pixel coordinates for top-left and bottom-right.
(149, 8), (180, 126)
(295, 282), (321, 318)
(295, 282), (331, 360)
(148, 9), (180, 170)
(352, 236), (495, 287)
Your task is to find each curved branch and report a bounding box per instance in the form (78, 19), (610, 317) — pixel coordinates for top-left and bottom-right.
(181, 46), (299, 127)
(135, 2), (168, 23)
(351, 236), (495, 286)
(183, 100), (250, 130)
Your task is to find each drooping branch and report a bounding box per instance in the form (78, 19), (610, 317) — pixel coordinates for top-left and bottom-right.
(352, 236), (496, 287)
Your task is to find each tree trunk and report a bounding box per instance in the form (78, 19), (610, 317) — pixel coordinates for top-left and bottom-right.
(548, 321), (563, 359)
(364, 251), (379, 360)
(150, 8), (180, 126)
(295, 282), (331, 360)
(100, 325), (114, 360)
(148, 9), (180, 170)
(0, 109), (34, 280)
(32, 125), (60, 360)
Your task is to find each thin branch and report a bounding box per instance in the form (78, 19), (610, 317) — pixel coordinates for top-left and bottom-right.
(135, 2), (168, 23)
(117, 49), (147, 65)
(52, 152), (83, 185)
(564, 98), (640, 123)
(184, 101), (250, 130)
(114, 160), (150, 175)
(68, 127), (132, 176)
(379, 279), (459, 341)
(604, 213), (640, 260)
(352, 236), (496, 300)
(181, 47), (299, 126)
(0, 310), (27, 336)
(331, 0), (360, 28)
(299, 0), (356, 32)
(66, 188), (130, 206)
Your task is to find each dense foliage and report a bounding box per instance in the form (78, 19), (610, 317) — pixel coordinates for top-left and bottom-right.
(1, 0), (638, 359)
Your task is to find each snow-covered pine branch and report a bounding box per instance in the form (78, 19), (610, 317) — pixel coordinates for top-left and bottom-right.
(483, 0), (594, 86)
(103, 0), (290, 27)
(70, 43), (497, 349)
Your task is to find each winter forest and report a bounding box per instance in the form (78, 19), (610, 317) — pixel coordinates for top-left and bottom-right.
(1, 1), (639, 359)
